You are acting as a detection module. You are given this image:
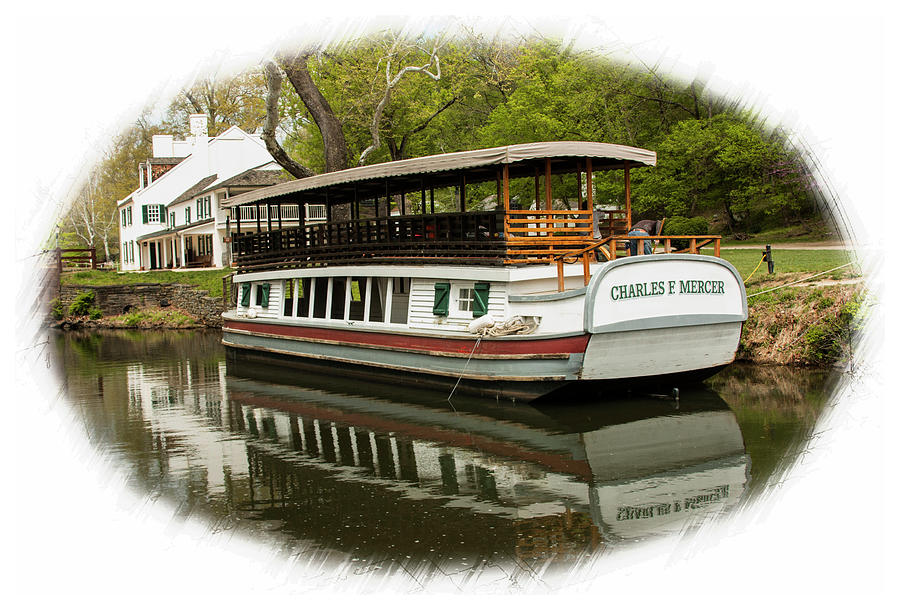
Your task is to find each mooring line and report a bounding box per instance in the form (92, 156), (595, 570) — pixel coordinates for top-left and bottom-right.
(746, 262), (855, 298)
(447, 336), (482, 401)
(743, 254), (767, 284)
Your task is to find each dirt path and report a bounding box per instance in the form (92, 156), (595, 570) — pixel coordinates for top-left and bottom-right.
(721, 241), (849, 250)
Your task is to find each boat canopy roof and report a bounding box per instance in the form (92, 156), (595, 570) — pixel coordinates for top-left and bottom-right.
(223, 141), (656, 208)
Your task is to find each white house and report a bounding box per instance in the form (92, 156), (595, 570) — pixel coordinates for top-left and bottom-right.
(117, 114), (307, 271)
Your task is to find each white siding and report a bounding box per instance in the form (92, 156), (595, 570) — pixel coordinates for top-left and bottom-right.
(408, 278), (508, 331)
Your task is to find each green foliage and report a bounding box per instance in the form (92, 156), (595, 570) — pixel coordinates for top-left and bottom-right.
(662, 216), (709, 250)
(111, 309), (198, 328)
(802, 292), (867, 366)
(50, 298), (64, 320)
(67, 290), (102, 319)
(62, 268), (232, 298)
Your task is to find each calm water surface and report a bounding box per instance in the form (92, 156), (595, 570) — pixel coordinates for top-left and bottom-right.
(52, 329), (838, 590)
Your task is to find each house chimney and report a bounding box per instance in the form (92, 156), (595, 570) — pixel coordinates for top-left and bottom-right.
(189, 114), (209, 141)
(189, 113), (210, 174)
(152, 134), (174, 158)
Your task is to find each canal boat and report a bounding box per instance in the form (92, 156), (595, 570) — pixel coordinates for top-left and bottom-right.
(221, 142), (747, 400)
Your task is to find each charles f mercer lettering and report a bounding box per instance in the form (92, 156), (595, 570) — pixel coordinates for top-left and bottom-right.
(610, 279), (726, 301)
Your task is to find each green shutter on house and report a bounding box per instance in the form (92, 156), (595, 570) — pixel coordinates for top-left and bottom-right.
(433, 282), (450, 316)
(141, 205), (148, 223)
(240, 284), (251, 307)
(159, 205), (166, 221)
(260, 283), (270, 308)
(473, 282), (490, 317)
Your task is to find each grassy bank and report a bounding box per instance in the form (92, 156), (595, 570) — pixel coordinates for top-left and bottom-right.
(61, 268), (232, 298)
(740, 276), (866, 367)
(711, 248), (855, 279)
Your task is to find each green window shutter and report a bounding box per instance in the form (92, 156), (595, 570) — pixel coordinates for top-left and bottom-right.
(141, 205), (148, 223)
(159, 205), (166, 221)
(473, 282), (490, 317)
(260, 283), (270, 308)
(240, 284), (251, 307)
(433, 282), (450, 316)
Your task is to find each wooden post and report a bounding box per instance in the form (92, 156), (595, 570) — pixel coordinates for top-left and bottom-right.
(502, 164), (510, 210)
(354, 186), (360, 220)
(586, 158), (594, 235)
(255, 204), (261, 232)
(576, 162), (583, 209)
(400, 191), (406, 215)
(421, 180), (426, 215)
(582, 253), (591, 286)
(430, 188), (435, 214)
(544, 158), (552, 211)
(624, 161), (632, 229)
(459, 175), (466, 212)
(235, 207), (241, 234)
(557, 259), (565, 292)
(267, 204), (273, 232)
(535, 167), (541, 210)
(277, 202), (282, 230)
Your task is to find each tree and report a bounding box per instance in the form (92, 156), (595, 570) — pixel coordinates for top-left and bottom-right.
(164, 70), (268, 137)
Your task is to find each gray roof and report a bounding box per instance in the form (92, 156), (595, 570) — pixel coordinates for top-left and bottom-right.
(169, 175), (218, 207)
(217, 167), (292, 188)
(223, 141), (656, 208)
(140, 217), (214, 241)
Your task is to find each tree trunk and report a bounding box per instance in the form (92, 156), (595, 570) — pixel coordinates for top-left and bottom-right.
(279, 52), (350, 173)
(262, 62), (315, 179)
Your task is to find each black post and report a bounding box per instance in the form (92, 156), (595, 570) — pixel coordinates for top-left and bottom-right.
(765, 244), (775, 274)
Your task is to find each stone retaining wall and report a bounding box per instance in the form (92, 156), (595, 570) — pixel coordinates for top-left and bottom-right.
(59, 283), (226, 327)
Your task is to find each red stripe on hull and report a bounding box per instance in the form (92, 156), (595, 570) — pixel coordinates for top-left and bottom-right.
(224, 319), (589, 356)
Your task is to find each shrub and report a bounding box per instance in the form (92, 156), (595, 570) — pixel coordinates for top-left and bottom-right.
(68, 291), (96, 316)
(662, 216), (710, 250)
(49, 298), (64, 320)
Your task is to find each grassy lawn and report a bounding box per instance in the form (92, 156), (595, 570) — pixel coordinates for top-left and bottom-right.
(61, 268), (233, 298)
(709, 248), (855, 280)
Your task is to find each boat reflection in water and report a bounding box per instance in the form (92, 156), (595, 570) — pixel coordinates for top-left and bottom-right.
(223, 358), (749, 563)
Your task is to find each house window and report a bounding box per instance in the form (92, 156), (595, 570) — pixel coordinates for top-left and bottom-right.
(169, 212), (175, 229)
(185, 207), (191, 224)
(127, 207), (132, 226)
(197, 234), (213, 256)
(146, 205), (160, 223)
(121, 209), (127, 227)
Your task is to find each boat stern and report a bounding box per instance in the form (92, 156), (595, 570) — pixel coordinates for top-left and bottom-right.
(580, 254), (747, 381)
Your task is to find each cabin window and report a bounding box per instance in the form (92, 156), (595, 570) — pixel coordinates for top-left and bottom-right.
(368, 278), (386, 323)
(433, 282), (450, 316)
(283, 280), (294, 316)
(330, 277), (347, 320)
(255, 283), (270, 308)
(297, 279), (311, 317)
(390, 277), (409, 324)
(312, 278), (329, 318)
(348, 277), (367, 321)
(240, 284), (251, 307)
(457, 288), (474, 313)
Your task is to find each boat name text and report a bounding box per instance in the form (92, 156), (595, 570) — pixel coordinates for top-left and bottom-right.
(610, 279), (726, 301)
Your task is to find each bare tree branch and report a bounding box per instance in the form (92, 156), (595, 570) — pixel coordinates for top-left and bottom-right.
(358, 40), (443, 166)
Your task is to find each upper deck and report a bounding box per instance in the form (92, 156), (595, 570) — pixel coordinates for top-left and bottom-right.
(224, 142), (720, 282)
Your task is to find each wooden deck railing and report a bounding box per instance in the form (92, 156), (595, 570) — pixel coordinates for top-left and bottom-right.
(232, 209), (721, 277)
(234, 211), (507, 271)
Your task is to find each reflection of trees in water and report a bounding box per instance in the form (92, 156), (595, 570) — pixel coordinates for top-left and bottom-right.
(707, 363), (834, 417)
(706, 364), (834, 498)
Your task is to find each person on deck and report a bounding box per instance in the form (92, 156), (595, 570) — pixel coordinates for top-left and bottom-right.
(627, 219), (663, 255)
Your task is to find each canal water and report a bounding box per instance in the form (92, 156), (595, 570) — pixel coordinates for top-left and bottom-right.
(51, 329), (838, 591)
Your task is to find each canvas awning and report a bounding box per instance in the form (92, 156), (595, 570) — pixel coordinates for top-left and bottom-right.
(223, 141), (656, 208)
